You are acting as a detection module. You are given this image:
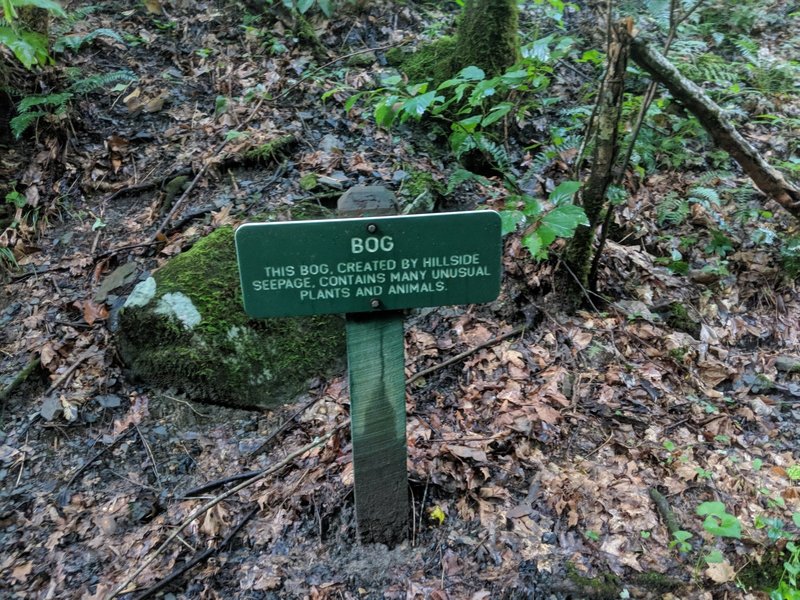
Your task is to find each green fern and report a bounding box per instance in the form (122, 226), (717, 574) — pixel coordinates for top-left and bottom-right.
(688, 186), (721, 206)
(68, 69), (136, 94)
(53, 28), (125, 53)
(734, 36), (760, 65)
(10, 110), (47, 138)
(16, 92), (72, 113)
(657, 192), (690, 226)
(446, 168), (491, 194)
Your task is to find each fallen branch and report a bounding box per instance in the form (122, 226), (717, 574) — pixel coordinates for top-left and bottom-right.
(0, 356), (40, 404)
(248, 394), (323, 458)
(57, 425), (135, 506)
(180, 470), (261, 499)
(108, 427), (340, 599)
(648, 487), (682, 536)
(630, 36), (800, 220)
(407, 324), (526, 385)
(131, 504), (259, 600)
(45, 349), (94, 396)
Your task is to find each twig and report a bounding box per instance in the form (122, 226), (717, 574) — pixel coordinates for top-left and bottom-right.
(0, 356), (40, 404)
(57, 426), (136, 506)
(45, 350), (94, 396)
(135, 424), (161, 487)
(131, 504), (259, 600)
(149, 161), (214, 243)
(108, 427), (340, 599)
(180, 470), (262, 499)
(407, 324), (526, 385)
(248, 394), (323, 458)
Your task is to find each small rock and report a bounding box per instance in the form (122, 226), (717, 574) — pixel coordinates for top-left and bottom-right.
(541, 531), (558, 545)
(775, 356), (800, 373)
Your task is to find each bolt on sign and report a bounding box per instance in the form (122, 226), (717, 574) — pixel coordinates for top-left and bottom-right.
(235, 187), (502, 545)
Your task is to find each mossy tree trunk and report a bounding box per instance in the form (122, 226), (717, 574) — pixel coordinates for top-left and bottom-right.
(566, 20), (631, 293)
(454, 0), (519, 76)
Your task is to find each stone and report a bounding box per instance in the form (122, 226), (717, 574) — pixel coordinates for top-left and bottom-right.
(775, 356), (800, 373)
(116, 226), (345, 408)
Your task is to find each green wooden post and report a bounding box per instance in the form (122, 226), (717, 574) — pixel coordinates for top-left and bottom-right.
(346, 311), (408, 544)
(338, 186), (408, 544)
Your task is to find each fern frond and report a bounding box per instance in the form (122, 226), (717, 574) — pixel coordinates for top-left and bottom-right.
(446, 168), (490, 194)
(16, 92), (72, 112)
(734, 36), (760, 65)
(657, 192), (690, 225)
(68, 69), (136, 94)
(644, 0), (671, 29)
(689, 186), (720, 205)
(54, 28), (125, 53)
(10, 110), (46, 138)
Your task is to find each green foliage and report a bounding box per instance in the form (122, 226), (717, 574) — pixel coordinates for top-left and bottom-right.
(770, 541), (800, 599)
(669, 530), (692, 553)
(697, 501), (742, 539)
(781, 236), (800, 279)
(502, 181), (588, 260)
(10, 69), (136, 138)
(52, 27), (123, 53)
(0, 0), (66, 68)
(280, 0), (333, 17)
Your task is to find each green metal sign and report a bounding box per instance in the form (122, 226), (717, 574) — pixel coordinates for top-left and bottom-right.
(235, 211), (502, 318)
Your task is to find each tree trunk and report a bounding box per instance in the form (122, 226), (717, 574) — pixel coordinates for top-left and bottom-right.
(566, 20), (631, 290)
(630, 37), (800, 221)
(454, 0), (519, 76)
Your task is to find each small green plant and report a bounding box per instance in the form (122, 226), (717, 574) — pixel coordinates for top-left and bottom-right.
(499, 181), (587, 260)
(10, 69), (136, 138)
(670, 530), (693, 553)
(0, 0), (67, 68)
(697, 501), (742, 539)
(771, 538), (800, 600)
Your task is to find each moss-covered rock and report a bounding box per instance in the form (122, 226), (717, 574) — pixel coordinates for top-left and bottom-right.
(117, 226), (345, 408)
(390, 37), (458, 85)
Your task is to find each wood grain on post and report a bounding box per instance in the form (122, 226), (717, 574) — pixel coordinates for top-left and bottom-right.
(338, 186), (409, 545)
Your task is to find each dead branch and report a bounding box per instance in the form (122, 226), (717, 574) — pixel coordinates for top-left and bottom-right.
(107, 427), (340, 599)
(630, 37), (800, 220)
(131, 504), (259, 600)
(0, 356), (40, 404)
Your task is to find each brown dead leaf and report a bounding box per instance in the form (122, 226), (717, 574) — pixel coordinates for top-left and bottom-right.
(79, 299), (109, 325)
(143, 0), (162, 14)
(446, 445), (488, 463)
(705, 560), (736, 583)
(11, 561), (33, 584)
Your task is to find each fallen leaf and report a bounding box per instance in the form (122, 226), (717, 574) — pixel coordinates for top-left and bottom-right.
(705, 560), (736, 583)
(446, 445), (488, 463)
(81, 299), (109, 325)
(11, 561), (33, 583)
(143, 0), (162, 14)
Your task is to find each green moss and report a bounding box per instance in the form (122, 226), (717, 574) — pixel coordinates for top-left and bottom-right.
(398, 167), (443, 214)
(243, 135), (296, 163)
(454, 0), (519, 77)
(117, 226), (345, 408)
(630, 571), (683, 593)
(737, 549), (785, 592)
(565, 563), (621, 599)
(396, 37), (458, 85)
(665, 302), (701, 338)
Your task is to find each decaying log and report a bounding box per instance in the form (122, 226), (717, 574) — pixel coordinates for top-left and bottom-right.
(630, 37), (800, 221)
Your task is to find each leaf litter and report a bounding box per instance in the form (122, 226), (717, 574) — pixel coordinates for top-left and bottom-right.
(0, 1), (798, 599)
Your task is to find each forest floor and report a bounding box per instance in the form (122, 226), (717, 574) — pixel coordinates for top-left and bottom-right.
(1, 1), (799, 599)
